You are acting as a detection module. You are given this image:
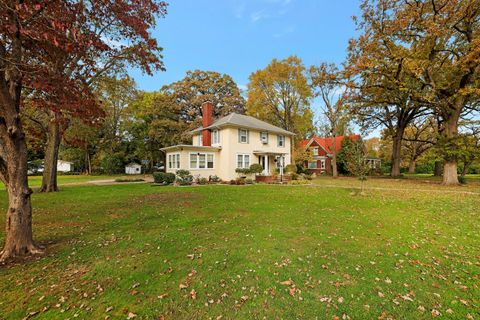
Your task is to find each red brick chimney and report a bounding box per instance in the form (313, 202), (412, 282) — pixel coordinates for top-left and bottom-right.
(202, 101), (213, 146)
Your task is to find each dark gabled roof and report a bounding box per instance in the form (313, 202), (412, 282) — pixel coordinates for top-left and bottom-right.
(191, 113), (295, 136)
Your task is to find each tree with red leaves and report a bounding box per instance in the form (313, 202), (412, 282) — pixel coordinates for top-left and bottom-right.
(0, 0), (167, 262)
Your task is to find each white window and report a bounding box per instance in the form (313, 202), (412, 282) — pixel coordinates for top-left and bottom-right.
(198, 134), (203, 146)
(308, 161), (317, 169)
(190, 153), (214, 169)
(168, 154), (180, 169)
(320, 159), (326, 169)
(312, 147), (319, 155)
(238, 128), (249, 143)
(212, 130), (220, 144)
(277, 135), (285, 147)
(237, 154), (250, 169)
(260, 131), (268, 144)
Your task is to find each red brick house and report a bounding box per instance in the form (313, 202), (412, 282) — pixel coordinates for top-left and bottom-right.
(300, 135), (361, 174)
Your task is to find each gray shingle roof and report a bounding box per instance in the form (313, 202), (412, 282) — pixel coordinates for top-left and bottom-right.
(190, 113), (295, 136)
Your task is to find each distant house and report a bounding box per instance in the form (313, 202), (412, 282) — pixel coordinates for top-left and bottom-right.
(57, 160), (73, 172)
(161, 101), (294, 181)
(301, 135), (381, 174)
(125, 163), (142, 175)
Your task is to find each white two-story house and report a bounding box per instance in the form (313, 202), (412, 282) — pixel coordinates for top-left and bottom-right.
(161, 101), (294, 181)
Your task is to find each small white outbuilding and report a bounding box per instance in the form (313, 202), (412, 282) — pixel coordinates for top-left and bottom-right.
(57, 160), (73, 172)
(125, 163), (142, 175)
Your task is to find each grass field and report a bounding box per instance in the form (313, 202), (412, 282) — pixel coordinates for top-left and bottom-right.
(0, 177), (479, 319)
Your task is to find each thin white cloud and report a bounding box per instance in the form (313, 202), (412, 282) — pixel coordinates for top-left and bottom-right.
(250, 9), (269, 22)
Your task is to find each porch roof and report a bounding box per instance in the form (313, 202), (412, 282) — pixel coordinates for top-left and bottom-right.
(252, 151), (288, 156)
(160, 145), (221, 152)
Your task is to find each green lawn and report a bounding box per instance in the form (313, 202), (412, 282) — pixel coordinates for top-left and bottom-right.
(0, 178), (479, 319)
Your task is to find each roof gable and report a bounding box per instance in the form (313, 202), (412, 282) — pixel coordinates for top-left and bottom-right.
(191, 113), (295, 136)
(301, 135), (361, 154)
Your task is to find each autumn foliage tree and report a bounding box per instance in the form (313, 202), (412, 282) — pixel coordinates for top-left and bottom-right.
(310, 63), (350, 177)
(349, 0), (480, 184)
(247, 56), (314, 138)
(37, 1), (167, 193)
(0, 0), (167, 261)
(163, 70), (246, 125)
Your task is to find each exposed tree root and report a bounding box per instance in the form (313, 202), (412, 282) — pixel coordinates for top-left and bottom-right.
(0, 243), (45, 264)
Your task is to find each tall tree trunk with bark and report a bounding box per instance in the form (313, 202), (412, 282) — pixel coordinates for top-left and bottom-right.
(40, 118), (61, 192)
(0, 115), (43, 262)
(433, 161), (443, 176)
(442, 102), (462, 185)
(390, 127), (405, 177)
(461, 162), (470, 178)
(408, 159), (416, 173)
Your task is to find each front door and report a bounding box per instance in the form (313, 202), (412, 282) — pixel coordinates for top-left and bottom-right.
(258, 155), (269, 175)
(258, 156), (269, 176)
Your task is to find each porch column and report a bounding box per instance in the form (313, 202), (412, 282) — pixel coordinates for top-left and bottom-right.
(265, 155), (269, 175)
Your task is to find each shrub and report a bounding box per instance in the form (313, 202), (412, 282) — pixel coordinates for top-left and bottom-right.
(285, 164), (297, 174)
(209, 175), (221, 182)
(249, 164), (264, 175)
(303, 169), (313, 175)
(153, 172), (175, 184)
(245, 178), (254, 184)
(230, 178), (246, 185)
(415, 162), (434, 174)
(458, 175), (467, 184)
(235, 168), (250, 174)
(296, 164), (306, 174)
(302, 173), (313, 180)
(197, 177), (208, 185)
(468, 163), (480, 174)
(176, 170), (193, 185)
(236, 178), (246, 185)
(290, 173), (299, 180)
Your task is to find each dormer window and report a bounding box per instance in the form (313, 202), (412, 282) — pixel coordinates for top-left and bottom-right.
(212, 129), (220, 144)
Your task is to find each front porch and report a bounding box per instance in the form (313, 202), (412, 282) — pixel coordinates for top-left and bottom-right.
(253, 151), (288, 176)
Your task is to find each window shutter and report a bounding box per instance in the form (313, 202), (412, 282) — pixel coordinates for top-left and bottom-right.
(246, 130), (249, 143)
(238, 128), (241, 143)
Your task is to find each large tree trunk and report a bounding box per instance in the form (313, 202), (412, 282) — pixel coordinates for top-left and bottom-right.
(442, 104), (462, 185)
(433, 161), (443, 176)
(461, 162), (471, 177)
(0, 118), (43, 262)
(390, 128), (404, 177)
(40, 119), (61, 192)
(408, 159), (416, 173)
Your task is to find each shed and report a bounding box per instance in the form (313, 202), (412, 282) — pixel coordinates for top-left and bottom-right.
(57, 160), (73, 172)
(125, 163), (142, 175)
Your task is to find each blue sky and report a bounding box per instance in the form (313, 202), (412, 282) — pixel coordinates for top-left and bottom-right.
(131, 0), (361, 93)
